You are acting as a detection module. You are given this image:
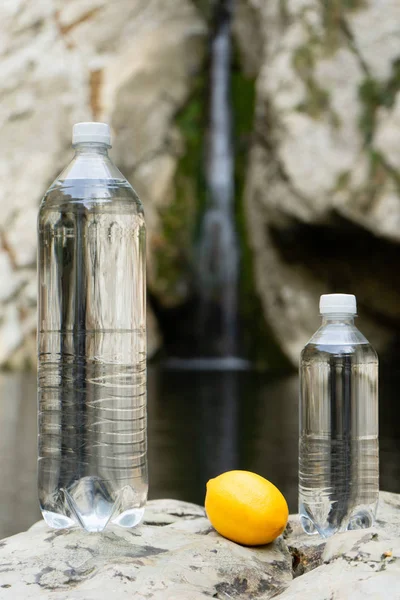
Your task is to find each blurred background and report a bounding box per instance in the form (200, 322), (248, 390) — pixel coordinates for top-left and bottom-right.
(1, 0), (400, 538)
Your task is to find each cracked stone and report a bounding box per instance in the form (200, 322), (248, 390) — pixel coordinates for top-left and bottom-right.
(0, 493), (399, 598)
(0, 499), (293, 599)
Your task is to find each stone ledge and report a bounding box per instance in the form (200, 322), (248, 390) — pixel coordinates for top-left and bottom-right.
(0, 492), (398, 599)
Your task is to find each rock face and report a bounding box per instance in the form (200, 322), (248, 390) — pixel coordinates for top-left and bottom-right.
(235, 0), (400, 364)
(0, 493), (399, 599)
(2, 0), (400, 367)
(0, 0), (206, 367)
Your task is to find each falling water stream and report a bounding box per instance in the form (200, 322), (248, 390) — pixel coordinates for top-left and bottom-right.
(195, 0), (243, 365)
(164, 0), (248, 369)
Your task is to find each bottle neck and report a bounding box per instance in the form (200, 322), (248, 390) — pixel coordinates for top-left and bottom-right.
(321, 314), (355, 325)
(73, 142), (110, 156)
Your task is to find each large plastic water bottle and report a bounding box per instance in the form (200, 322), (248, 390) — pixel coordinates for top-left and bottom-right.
(38, 122), (147, 532)
(299, 294), (379, 537)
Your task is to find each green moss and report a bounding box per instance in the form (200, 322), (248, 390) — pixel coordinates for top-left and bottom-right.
(153, 191), (193, 305)
(384, 58), (400, 108)
(293, 45), (330, 119)
(175, 74), (208, 237)
(279, 0), (290, 26)
(297, 85), (330, 118)
(369, 149), (400, 193)
(153, 74), (206, 305)
(321, 0), (366, 50)
(293, 44), (315, 78)
(232, 59), (291, 370)
(335, 170), (351, 191)
(368, 150), (388, 188)
(358, 61), (400, 145)
(347, 149), (400, 216)
(231, 68), (256, 137)
(192, 0), (214, 22)
(322, 0), (366, 17)
(358, 78), (381, 144)
(346, 150), (387, 209)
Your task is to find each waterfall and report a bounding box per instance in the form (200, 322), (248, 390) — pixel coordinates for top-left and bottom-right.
(165, 0), (248, 369)
(195, 0), (240, 359)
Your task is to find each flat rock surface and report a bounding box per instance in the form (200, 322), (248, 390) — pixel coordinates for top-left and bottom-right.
(0, 500), (292, 599)
(0, 493), (399, 599)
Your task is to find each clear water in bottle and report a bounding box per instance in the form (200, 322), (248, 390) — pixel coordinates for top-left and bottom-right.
(38, 123), (147, 532)
(299, 294), (379, 538)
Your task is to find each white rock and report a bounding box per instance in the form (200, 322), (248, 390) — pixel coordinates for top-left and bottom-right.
(261, 50), (307, 113)
(0, 499), (292, 599)
(314, 47), (363, 146)
(347, 0), (400, 82)
(0, 251), (19, 302)
(1, 494), (399, 599)
(278, 112), (355, 204)
(236, 0), (400, 364)
(0, 0), (206, 366)
(281, 492), (400, 598)
(5, 207), (37, 268)
(0, 305), (23, 364)
(279, 524), (400, 600)
(287, 0), (320, 15)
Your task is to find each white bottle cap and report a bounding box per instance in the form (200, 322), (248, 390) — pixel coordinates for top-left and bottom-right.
(319, 293), (357, 315)
(72, 122), (111, 147)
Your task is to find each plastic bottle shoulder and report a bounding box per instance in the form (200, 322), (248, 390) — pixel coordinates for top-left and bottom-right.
(301, 321), (378, 364)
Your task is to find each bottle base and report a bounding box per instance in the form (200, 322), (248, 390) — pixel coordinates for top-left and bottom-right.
(299, 514), (319, 536)
(41, 506), (145, 532)
(112, 507), (145, 529)
(299, 508), (376, 538)
(347, 509), (374, 531)
(40, 477), (147, 532)
(42, 511), (76, 530)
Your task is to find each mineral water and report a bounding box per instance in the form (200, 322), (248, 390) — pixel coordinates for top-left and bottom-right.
(299, 294), (379, 537)
(38, 123), (147, 532)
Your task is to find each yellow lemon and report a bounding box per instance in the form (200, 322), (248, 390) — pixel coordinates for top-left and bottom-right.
(205, 470), (289, 546)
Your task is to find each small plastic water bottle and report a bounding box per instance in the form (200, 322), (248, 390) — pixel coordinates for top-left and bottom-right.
(299, 294), (379, 537)
(38, 123), (147, 532)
